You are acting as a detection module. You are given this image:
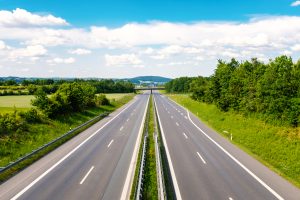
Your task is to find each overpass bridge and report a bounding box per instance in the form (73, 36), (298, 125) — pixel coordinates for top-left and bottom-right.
(134, 87), (165, 94)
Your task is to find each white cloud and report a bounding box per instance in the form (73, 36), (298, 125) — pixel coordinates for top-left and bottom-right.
(105, 54), (142, 67)
(291, 44), (300, 51)
(69, 48), (91, 55)
(291, 1), (300, 7)
(0, 8), (68, 27)
(9, 45), (47, 59)
(47, 57), (75, 64)
(281, 50), (292, 55)
(2, 8), (300, 77)
(0, 40), (5, 49)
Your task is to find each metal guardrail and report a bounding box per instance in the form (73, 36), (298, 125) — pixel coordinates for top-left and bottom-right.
(0, 112), (109, 174)
(136, 136), (148, 200)
(155, 134), (165, 200)
(154, 100), (166, 200)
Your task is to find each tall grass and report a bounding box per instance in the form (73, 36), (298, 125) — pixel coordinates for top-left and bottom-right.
(167, 94), (300, 188)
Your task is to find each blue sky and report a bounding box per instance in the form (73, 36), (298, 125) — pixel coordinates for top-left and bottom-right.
(1, 0), (298, 26)
(0, 0), (300, 78)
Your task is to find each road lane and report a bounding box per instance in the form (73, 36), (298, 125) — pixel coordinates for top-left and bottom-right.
(0, 93), (149, 200)
(154, 92), (300, 200)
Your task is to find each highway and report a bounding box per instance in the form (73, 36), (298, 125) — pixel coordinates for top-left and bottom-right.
(0, 93), (150, 200)
(153, 92), (300, 200)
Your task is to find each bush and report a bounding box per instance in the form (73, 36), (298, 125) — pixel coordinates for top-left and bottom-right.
(0, 112), (27, 135)
(32, 83), (97, 118)
(19, 109), (43, 123)
(96, 94), (110, 106)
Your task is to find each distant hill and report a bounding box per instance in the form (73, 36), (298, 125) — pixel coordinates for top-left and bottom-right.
(126, 76), (171, 84)
(0, 76), (172, 85)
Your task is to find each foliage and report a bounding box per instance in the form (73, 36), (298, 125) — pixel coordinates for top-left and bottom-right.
(165, 77), (195, 93)
(32, 83), (97, 117)
(95, 94), (110, 106)
(19, 108), (44, 124)
(0, 111), (27, 135)
(186, 56), (300, 126)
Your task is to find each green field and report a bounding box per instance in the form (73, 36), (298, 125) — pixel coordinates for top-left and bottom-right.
(99, 93), (132, 101)
(0, 95), (33, 113)
(0, 95), (33, 107)
(0, 94), (133, 114)
(167, 94), (300, 188)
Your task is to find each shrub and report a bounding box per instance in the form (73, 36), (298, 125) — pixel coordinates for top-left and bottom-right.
(96, 94), (110, 106)
(19, 108), (43, 123)
(0, 112), (27, 135)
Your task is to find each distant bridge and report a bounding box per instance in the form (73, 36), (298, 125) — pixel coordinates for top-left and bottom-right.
(134, 87), (165, 94)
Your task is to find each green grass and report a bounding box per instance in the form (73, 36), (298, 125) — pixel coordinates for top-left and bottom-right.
(0, 94), (134, 114)
(142, 95), (158, 199)
(0, 95), (34, 108)
(0, 94), (135, 174)
(167, 94), (300, 188)
(98, 93), (132, 101)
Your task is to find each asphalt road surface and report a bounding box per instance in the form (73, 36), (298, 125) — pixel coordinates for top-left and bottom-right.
(154, 91), (300, 200)
(0, 92), (150, 200)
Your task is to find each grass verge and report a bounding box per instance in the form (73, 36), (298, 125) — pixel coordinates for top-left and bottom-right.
(0, 93), (135, 182)
(142, 95), (158, 199)
(167, 94), (300, 188)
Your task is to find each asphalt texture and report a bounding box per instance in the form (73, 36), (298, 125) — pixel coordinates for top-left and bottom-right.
(154, 92), (300, 200)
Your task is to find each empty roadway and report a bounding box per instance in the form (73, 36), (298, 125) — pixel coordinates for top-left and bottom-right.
(0, 92), (150, 200)
(154, 91), (300, 200)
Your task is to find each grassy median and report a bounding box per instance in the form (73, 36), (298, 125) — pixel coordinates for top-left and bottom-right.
(142, 95), (158, 199)
(167, 94), (300, 188)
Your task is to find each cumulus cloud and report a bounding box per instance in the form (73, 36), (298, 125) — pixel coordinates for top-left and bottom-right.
(47, 57), (75, 64)
(291, 1), (300, 7)
(2, 8), (300, 76)
(0, 8), (68, 27)
(69, 48), (91, 55)
(0, 40), (7, 50)
(9, 45), (47, 59)
(291, 44), (300, 51)
(1, 13), (300, 52)
(105, 54), (142, 67)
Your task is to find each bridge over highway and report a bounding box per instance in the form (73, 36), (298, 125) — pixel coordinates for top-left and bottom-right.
(134, 87), (165, 93)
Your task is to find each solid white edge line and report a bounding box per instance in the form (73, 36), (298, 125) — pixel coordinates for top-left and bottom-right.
(10, 98), (138, 200)
(167, 97), (284, 200)
(107, 140), (114, 148)
(154, 96), (182, 200)
(79, 166), (94, 185)
(197, 152), (207, 164)
(120, 95), (150, 200)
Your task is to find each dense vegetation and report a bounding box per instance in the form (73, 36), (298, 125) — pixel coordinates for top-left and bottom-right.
(0, 79), (135, 96)
(167, 56), (300, 127)
(0, 82), (113, 136)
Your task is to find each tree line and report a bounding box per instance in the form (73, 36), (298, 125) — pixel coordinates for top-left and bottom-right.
(166, 55), (300, 127)
(0, 79), (135, 96)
